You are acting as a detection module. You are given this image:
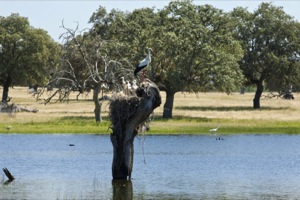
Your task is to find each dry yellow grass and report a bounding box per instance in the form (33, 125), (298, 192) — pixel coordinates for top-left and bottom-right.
(160, 91), (299, 121)
(0, 87), (109, 123)
(1, 86), (300, 134)
(1, 87), (299, 124)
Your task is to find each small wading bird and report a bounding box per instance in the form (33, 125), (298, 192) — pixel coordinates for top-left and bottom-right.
(6, 126), (12, 132)
(210, 125), (223, 140)
(210, 125), (220, 134)
(134, 48), (154, 81)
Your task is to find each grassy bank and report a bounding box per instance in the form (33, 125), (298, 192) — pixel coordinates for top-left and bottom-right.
(1, 87), (300, 134)
(149, 117), (300, 134)
(1, 115), (300, 134)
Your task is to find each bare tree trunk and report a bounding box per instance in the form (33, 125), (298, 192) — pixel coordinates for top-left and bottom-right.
(2, 76), (11, 103)
(253, 81), (264, 109)
(109, 80), (161, 180)
(163, 91), (175, 118)
(93, 85), (102, 123)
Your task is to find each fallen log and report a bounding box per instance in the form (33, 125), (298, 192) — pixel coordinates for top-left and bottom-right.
(0, 103), (38, 113)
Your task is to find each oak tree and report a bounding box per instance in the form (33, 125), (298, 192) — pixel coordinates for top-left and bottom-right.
(231, 3), (300, 108)
(90, 1), (244, 118)
(0, 13), (60, 103)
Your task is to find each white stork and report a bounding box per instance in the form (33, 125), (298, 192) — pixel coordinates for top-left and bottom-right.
(134, 48), (154, 81)
(121, 77), (128, 92)
(128, 80), (139, 96)
(121, 77), (126, 88)
(131, 80), (138, 91)
(126, 81), (132, 95)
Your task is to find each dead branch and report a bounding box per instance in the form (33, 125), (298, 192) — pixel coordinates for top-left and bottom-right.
(0, 102), (38, 113)
(3, 167), (15, 184)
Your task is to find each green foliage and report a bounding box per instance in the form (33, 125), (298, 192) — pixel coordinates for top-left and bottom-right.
(0, 13), (60, 101)
(231, 3), (300, 92)
(59, 1), (300, 116)
(91, 2), (244, 93)
(90, 1), (244, 118)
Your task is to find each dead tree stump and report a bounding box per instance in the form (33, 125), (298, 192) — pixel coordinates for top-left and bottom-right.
(109, 79), (161, 180)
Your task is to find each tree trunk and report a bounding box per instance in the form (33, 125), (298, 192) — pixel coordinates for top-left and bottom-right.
(109, 80), (161, 180)
(2, 76), (11, 103)
(163, 91), (175, 118)
(93, 85), (102, 123)
(253, 81), (264, 109)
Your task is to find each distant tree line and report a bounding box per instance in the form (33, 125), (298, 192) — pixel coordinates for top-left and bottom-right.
(0, 1), (299, 120)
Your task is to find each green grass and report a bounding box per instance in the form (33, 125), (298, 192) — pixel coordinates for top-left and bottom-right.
(2, 115), (300, 134)
(2, 87), (299, 135)
(1, 116), (112, 134)
(148, 116), (300, 135)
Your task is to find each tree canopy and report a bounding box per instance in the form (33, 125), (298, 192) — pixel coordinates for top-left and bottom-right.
(231, 3), (300, 108)
(90, 1), (244, 118)
(0, 13), (60, 103)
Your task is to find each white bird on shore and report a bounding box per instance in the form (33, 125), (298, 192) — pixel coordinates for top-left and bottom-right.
(210, 125), (224, 140)
(210, 125), (220, 134)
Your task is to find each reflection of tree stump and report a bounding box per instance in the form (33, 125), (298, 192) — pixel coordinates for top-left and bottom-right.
(109, 79), (161, 180)
(112, 180), (133, 200)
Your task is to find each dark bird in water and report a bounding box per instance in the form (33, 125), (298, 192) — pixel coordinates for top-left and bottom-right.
(134, 48), (154, 81)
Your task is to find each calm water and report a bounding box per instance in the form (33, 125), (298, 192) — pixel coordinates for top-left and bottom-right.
(1, 134), (300, 199)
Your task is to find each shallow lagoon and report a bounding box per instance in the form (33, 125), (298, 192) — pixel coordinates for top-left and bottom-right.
(1, 134), (300, 199)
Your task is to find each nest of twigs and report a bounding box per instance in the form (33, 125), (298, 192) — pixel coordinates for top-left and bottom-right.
(109, 96), (141, 135)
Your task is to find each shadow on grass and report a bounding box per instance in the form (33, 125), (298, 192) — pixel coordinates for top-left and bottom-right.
(60, 116), (95, 121)
(51, 116), (111, 126)
(153, 116), (212, 123)
(59, 116), (110, 121)
(176, 106), (290, 111)
(60, 115), (213, 124)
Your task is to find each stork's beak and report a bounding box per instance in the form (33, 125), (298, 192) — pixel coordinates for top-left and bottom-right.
(150, 49), (155, 56)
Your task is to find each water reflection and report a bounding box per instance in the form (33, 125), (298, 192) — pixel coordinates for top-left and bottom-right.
(1, 134), (300, 199)
(112, 180), (133, 200)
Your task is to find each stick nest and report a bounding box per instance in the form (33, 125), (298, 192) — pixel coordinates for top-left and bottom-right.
(109, 96), (141, 135)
